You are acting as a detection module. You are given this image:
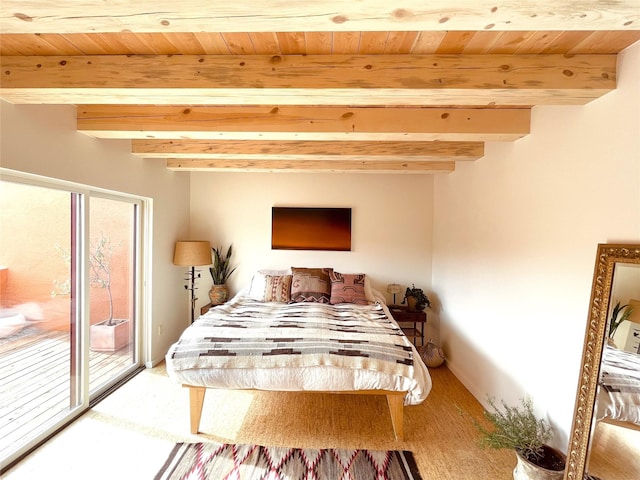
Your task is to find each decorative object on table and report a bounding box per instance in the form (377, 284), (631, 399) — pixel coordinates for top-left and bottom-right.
(155, 442), (423, 480)
(173, 240), (212, 323)
(209, 244), (237, 305)
(402, 284), (431, 312)
(387, 283), (403, 305)
(418, 339), (445, 368)
(463, 397), (566, 480)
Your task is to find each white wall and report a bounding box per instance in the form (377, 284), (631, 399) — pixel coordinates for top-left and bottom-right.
(2, 39), (638, 447)
(432, 40), (640, 449)
(189, 172), (438, 335)
(0, 101), (191, 364)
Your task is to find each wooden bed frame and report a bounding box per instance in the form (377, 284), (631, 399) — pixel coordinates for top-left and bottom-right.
(600, 417), (640, 432)
(184, 385), (407, 440)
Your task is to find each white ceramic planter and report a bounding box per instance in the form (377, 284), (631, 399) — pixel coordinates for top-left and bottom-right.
(513, 446), (565, 480)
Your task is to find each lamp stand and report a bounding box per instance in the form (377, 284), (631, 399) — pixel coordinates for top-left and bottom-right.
(183, 266), (201, 323)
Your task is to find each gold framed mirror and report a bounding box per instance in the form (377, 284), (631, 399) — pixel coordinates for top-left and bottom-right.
(565, 243), (640, 480)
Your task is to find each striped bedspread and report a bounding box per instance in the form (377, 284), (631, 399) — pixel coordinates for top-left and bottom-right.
(165, 293), (431, 404)
(169, 296), (415, 376)
(597, 345), (640, 425)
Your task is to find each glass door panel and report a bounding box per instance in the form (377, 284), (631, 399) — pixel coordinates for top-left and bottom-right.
(0, 180), (79, 462)
(88, 196), (138, 394)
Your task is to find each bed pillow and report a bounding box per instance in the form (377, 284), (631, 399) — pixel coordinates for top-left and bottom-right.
(329, 271), (369, 305)
(263, 274), (292, 302)
(364, 276), (376, 303)
(290, 267), (333, 303)
(248, 269), (290, 300)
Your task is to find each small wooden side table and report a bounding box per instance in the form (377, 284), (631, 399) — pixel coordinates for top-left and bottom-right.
(388, 305), (427, 346)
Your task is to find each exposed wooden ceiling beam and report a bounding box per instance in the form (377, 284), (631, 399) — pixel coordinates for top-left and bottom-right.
(131, 139), (483, 161)
(77, 105), (530, 141)
(0, 54), (616, 106)
(165, 158), (456, 174)
(1, 1), (638, 34)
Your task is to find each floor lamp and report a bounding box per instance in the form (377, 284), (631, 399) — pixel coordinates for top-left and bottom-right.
(173, 240), (212, 323)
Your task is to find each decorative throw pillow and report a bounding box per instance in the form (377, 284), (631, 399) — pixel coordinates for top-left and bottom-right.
(263, 275), (292, 302)
(329, 271), (368, 305)
(363, 276), (376, 303)
(248, 269), (290, 300)
(290, 267), (333, 303)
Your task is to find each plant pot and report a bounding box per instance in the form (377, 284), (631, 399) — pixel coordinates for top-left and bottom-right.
(90, 318), (130, 352)
(209, 284), (229, 305)
(513, 445), (566, 480)
(406, 296), (419, 311)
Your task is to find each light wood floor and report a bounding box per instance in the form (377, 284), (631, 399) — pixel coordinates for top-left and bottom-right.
(588, 420), (640, 480)
(4, 356), (638, 479)
(4, 362), (517, 479)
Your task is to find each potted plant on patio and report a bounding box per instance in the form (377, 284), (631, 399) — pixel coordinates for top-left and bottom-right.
(208, 244), (237, 305)
(465, 397), (566, 480)
(89, 234), (130, 352)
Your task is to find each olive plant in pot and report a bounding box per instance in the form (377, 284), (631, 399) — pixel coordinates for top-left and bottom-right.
(54, 234), (130, 351)
(466, 397), (565, 480)
(209, 245), (237, 305)
(88, 234), (130, 352)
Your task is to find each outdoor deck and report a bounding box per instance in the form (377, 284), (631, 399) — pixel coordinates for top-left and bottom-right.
(0, 327), (134, 461)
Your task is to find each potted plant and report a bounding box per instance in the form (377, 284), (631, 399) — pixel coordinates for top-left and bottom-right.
(402, 284), (430, 312)
(54, 235), (130, 351)
(465, 397), (565, 480)
(208, 244), (237, 305)
(88, 234), (130, 352)
(608, 301), (634, 346)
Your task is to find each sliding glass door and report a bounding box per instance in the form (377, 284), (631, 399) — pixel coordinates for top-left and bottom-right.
(0, 175), (145, 468)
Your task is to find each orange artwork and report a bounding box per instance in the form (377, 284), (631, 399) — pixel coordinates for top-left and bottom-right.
(272, 207), (351, 251)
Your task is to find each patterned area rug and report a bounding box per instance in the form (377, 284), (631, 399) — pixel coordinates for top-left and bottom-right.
(154, 442), (424, 480)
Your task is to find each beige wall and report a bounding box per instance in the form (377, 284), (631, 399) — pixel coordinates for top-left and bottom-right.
(0, 101), (191, 364)
(432, 40), (640, 448)
(189, 172), (437, 335)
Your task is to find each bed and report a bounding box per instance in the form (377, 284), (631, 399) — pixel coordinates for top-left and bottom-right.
(165, 268), (432, 440)
(596, 344), (640, 429)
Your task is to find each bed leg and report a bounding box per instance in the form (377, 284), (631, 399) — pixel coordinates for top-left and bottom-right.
(386, 393), (404, 441)
(186, 386), (206, 434)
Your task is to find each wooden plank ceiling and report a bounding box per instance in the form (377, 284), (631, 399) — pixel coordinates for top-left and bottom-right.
(1, 1), (639, 174)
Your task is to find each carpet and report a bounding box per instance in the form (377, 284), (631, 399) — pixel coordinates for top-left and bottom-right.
(154, 442), (424, 480)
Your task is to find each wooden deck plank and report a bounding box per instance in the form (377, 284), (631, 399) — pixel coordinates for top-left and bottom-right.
(0, 356), (70, 409)
(1, 345), (69, 385)
(0, 329), (135, 460)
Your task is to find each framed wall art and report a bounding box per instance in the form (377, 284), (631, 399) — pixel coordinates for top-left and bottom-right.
(271, 207), (352, 251)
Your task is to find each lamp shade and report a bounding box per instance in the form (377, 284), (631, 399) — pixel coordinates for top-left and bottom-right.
(173, 241), (212, 266)
(387, 283), (403, 295)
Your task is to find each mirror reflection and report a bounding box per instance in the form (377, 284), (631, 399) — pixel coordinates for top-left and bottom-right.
(588, 262), (640, 479)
